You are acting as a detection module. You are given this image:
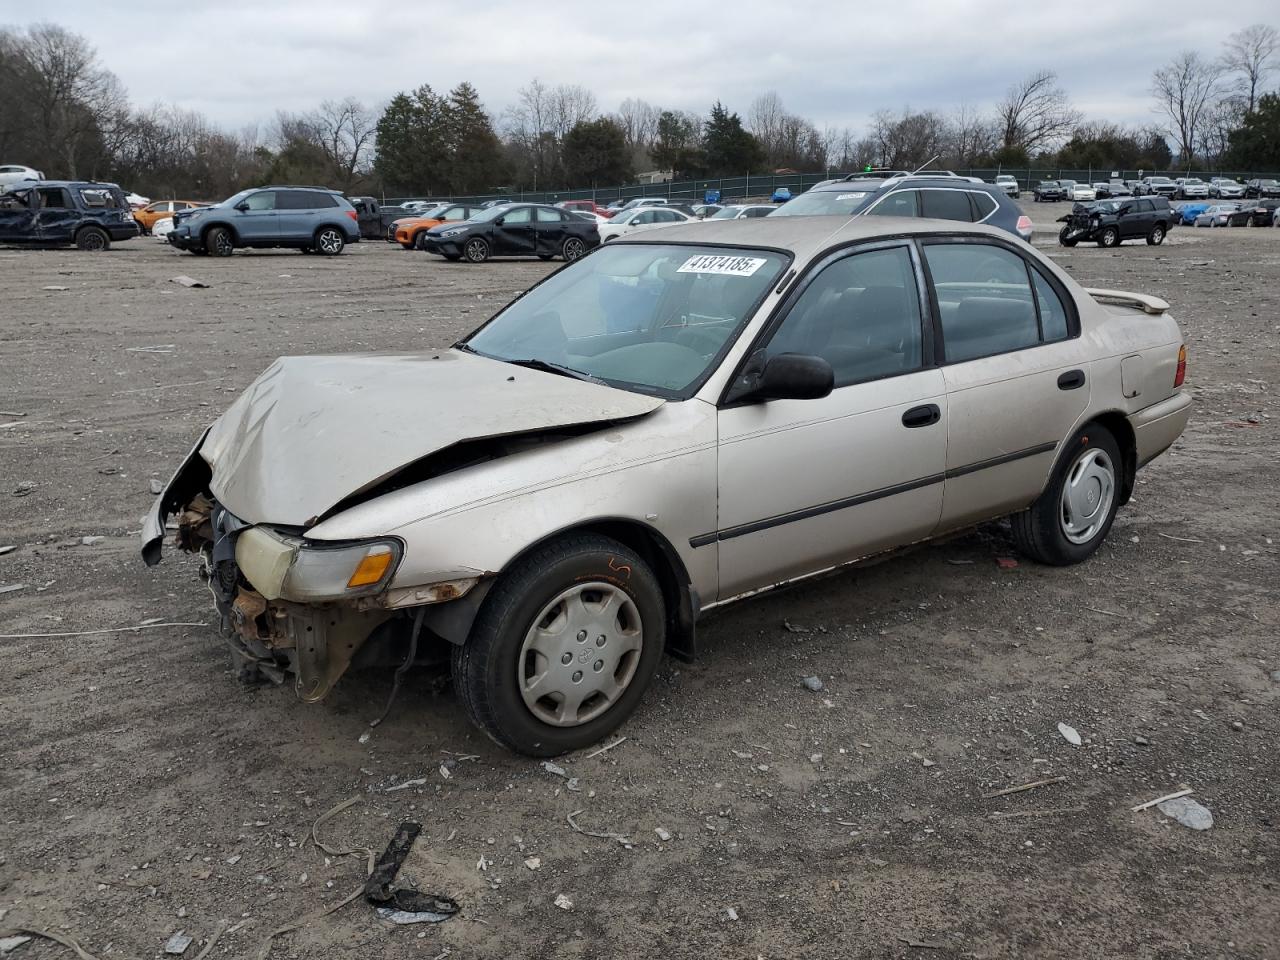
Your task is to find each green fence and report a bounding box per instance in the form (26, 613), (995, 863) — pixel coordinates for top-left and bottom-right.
(385, 167), (1279, 206)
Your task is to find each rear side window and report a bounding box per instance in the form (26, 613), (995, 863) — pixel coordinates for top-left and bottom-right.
(1136, 199), (1153, 213)
(535, 208), (563, 223)
(766, 245), (923, 387)
(925, 243), (1040, 363)
(1031, 270), (1069, 342)
(920, 189), (973, 222)
(79, 189), (117, 208)
(872, 190), (919, 217)
(37, 188), (73, 209)
(970, 192), (997, 219)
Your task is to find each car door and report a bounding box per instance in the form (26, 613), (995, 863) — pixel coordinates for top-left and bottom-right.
(919, 188), (975, 223)
(492, 206), (535, 255)
(0, 188), (37, 241)
(534, 206), (566, 255)
(35, 187), (78, 242)
(715, 242), (947, 599)
(234, 190), (278, 242)
(920, 238), (1093, 531)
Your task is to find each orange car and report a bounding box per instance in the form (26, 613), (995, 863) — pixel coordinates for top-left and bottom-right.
(133, 200), (209, 233)
(393, 203), (483, 249)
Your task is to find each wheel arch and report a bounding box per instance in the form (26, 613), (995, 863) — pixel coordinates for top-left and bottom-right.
(426, 517), (698, 662)
(200, 220), (239, 244)
(1080, 411), (1137, 505)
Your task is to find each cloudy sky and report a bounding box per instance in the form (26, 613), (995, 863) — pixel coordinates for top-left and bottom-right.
(11, 0), (1278, 135)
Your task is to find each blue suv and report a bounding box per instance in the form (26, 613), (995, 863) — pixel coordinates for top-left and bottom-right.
(773, 174), (1033, 241)
(168, 186), (360, 256)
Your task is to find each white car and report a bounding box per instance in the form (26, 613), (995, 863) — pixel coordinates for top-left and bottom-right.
(1208, 178), (1244, 199)
(0, 164), (42, 187)
(125, 192), (150, 210)
(1069, 183), (1097, 202)
(151, 217), (176, 240)
(567, 211), (609, 225)
(704, 204), (775, 221)
(994, 175), (1020, 198)
(597, 207), (694, 242)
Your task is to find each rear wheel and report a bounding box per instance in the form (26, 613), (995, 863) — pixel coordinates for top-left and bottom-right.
(451, 533), (665, 756)
(1098, 226), (1120, 248)
(1011, 425), (1122, 566)
(1147, 224), (1166, 245)
(561, 237), (586, 261)
(314, 227), (345, 255)
(75, 226), (110, 251)
(205, 226), (234, 257)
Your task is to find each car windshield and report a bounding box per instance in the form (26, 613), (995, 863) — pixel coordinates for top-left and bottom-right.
(461, 243), (789, 398)
(1151, 178), (1173, 184)
(772, 189), (870, 216)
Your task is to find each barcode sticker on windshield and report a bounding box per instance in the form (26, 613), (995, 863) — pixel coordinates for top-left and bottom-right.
(677, 254), (768, 277)
(835, 192), (868, 200)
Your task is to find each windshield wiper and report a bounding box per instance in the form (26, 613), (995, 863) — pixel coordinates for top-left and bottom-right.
(505, 358), (604, 384)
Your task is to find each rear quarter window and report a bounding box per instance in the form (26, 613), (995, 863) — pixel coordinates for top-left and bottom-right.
(920, 189), (974, 222)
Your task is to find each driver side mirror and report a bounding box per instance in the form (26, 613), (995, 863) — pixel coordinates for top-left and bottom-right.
(493, 216), (505, 226)
(729, 352), (834, 404)
(234, 200), (250, 212)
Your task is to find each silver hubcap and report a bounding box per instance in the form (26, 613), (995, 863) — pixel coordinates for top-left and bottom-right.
(1060, 448), (1115, 544)
(319, 231), (341, 253)
(564, 239), (583, 260)
(466, 239), (486, 261)
(517, 581), (643, 727)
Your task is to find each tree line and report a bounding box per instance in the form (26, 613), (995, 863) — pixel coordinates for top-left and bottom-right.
(1, 21), (1277, 203)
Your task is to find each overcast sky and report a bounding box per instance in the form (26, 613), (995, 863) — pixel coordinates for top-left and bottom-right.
(11, 1), (1278, 137)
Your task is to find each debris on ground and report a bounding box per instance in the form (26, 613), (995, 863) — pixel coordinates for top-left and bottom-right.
(0, 545), (16, 556)
(655, 827), (672, 842)
(541, 761), (568, 778)
(80, 536), (105, 546)
(0, 584), (27, 596)
(1057, 722), (1082, 746)
(801, 676), (824, 692)
(725, 907), (739, 921)
(554, 894), (573, 910)
(170, 275), (209, 288)
(1157, 796), (1214, 830)
(149, 478), (164, 494)
(364, 821), (460, 919)
(164, 930), (192, 955)
(12, 482), (35, 497)
(783, 619), (809, 633)
(376, 907), (454, 925)
(41, 285), (68, 291)
(0, 935), (32, 955)
(1132, 788), (1193, 812)
(384, 777), (429, 792)
(583, 736), (626, 759)
(1134, 735), (1150, 746)
(566, 809), (632, 847)
(996, 557), (1019, 569)
(523, 857), (541, 870)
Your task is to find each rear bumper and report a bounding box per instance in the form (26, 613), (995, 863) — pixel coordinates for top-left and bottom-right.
(1130, 391), (1192, 468)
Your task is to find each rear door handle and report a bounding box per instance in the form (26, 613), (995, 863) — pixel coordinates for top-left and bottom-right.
(1057, 369), (1086, 390)
(901, 403), (941, 428)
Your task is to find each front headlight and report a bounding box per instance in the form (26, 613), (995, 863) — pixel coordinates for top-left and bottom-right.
(440, 227), (466, 238)
(282, 538), (403, 600)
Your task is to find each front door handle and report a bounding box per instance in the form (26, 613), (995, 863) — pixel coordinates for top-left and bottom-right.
(901, 403), (941, 428)
(1057, 369), (1086, 390)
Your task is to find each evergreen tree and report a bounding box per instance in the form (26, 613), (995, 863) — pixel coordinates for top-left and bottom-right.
(702, 102), (764, 177)
(444, 82), (507, 194)
(373, 86), (450, 195)
(561, 117), (632, 186)
(651, 110), (705, 177)
(1224, 93), (1280, 168)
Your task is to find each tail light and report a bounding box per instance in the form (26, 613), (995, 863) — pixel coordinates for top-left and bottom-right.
(1016, 215), (1033, 238)
(1174, 344), (1187, 388)
(346, 209), (358, 221)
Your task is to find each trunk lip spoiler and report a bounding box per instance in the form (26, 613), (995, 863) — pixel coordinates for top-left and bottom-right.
(1084, 287), (1169, 315)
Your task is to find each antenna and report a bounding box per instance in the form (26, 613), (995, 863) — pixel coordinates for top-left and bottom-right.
(909, 155), (941, 177)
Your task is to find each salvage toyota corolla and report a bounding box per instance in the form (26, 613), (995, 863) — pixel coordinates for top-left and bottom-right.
(142, 217), (1191, 756)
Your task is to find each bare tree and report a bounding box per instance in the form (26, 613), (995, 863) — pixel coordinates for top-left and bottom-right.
(546, 83), (597, 141)
(748, 91), (787, 159)
(944, 102), (997, 167)
(310, 97), (377, 189)
(997, 71), (1081, 153)
(1152, 51), (1224, 163)
(870, 108), (947, 169)
(1221, 23), (1279, 113)
(613, 97), (660, 166)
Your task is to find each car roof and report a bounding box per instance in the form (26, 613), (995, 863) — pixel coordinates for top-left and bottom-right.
(18, 179), (123, 188)
(615, 213), (1022, 260)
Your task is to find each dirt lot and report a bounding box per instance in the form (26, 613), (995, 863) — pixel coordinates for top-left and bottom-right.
(1, 211), (1278, 960)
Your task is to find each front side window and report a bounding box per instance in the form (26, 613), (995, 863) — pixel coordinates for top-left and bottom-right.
(765, 245), (924, 387)
(463, 244), (788, 397)
(501, 207), (531, 224)
(244, 191), (276, 211)
(872, 190), (920, 218)
(920, 189), (974, 222)
(924, 243), (1040, 363)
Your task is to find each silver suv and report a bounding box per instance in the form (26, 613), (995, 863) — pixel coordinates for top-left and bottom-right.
(167, 186), (360, 256)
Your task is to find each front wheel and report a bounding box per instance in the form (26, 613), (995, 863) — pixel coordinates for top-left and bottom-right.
(205, 226), (234, 257)
(1058, 226), (1078, 247)
(451, 533), (665, 756)
(1011, 425), (1123, 566)
(314, 227), (345, 255)
(464, 237), (490, 263)
(1147, 224), (1165, 245)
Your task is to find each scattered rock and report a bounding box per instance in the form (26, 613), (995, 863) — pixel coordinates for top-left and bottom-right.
(358, 732), (370, 744)
(0, 545), (16, 556)
(554, 893), (573, 910)
(1270, 670), (1280, 683)
(80, 536), (105, 546)
(149, 478), (164, 494)
(170, 275), (209, 288)
(782, 619), (809, 633)
(809, 753), (823, 764)
(1231, 720), (1244, 732)
(1057, 722), (1082, 746)
(801, 676), (824, 693)
(12, 481), (35, 497)
(524, 857), (541, 870)
(654, 827), (672, 842)
(225, 854), (241, 865)
(0, 936), (32, 955)
(541, 761), (567, 778)
(725, 907), (739, 921)
(921, 758), (936, 768)
(1158, 796), (1214, 830)
(164, 931), (193, 955)
(1134, 735), (1150, 746)
(0, 584), (27, 596)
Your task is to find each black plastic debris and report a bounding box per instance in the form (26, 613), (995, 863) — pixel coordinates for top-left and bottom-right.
(364, 822), (459, 923)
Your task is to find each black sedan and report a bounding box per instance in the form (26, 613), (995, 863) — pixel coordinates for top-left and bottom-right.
(420, 204), (600, 263)
(1244, 199), (1280, 226)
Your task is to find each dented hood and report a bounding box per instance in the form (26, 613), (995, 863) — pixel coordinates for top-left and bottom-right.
(200, 349), (664, 526)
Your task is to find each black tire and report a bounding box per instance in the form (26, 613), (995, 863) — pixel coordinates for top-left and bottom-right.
(1098, 226), (1120, 248)
(1146, 224), (1166, 245)
(414, 231), (431, 251)
(451, 533), (666, 756)
(463, 236), (490, 263)
(75, 226), (110, 251)
(205, 226), (234, 257)
(1011, 424), (1123, 566)
(561, 236), (586, 261)
(314, 227), (345, 256)
(1058, 226), (1078, 248)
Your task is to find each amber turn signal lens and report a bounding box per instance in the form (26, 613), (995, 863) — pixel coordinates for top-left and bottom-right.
(347, 549), (393, 588)
(1174, 344), (1187, 388)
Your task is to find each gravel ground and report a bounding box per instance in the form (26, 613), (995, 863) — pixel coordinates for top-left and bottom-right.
(1, 210), (1277, 960)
